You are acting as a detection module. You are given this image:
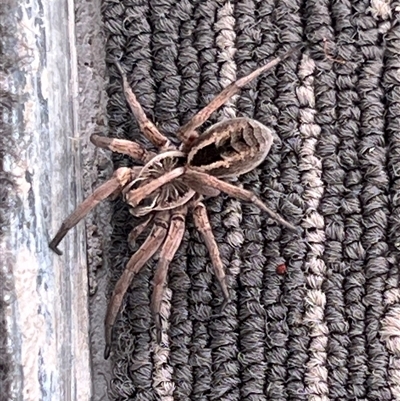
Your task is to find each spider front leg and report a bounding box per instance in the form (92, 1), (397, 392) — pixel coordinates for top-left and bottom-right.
(49, 167), (136, 255)
(185, 169), (300, 233)
(91, 134), (156, 164)
(104, 210), (170, 359)
(192, 201), (230, 307)
(128, 214), (154, 247)
(114, 61), (173, 151)
(177, 45), (302, 148)
(150, 205), (188, 342)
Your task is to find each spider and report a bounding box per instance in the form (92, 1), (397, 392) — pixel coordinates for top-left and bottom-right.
(49, 45), (301, 359)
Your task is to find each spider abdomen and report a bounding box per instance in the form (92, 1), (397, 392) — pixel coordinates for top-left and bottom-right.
(187, 117), (274, 178)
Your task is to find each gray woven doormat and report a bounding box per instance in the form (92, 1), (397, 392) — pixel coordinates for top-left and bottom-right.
(98, 0), (400, 400)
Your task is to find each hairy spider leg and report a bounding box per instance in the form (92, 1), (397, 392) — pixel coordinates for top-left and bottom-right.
(150, 205), (188, 343)
(91, 134), (156, 164)
(124, 167), (185, 207)
(185, 169), (300, 233)
(176, 45), (302, 148)
(182, 174), (221, 197)
(127, 214), (154, 247)
(49, 167), (135, 255)
(192, 202), (230, 306)
(114, 61), (174, 151)
(104, 210), (170, 359)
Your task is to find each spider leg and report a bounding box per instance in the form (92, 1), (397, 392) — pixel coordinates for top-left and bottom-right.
(182, 174), (221, 197)
(192, 201), (230, 306)
(177, 45), (302, 147)
(49, 167), (134, 255)
(125, 167), (185, 207)
(150, 205), (187, 343)
(186, 170), (300, 233)
(104, 210), (170, 359)
(114, 61), (174, 150)
(108, 166), (142, 201)
(127, 214), (154, 247)
(91, 134), (156, 164)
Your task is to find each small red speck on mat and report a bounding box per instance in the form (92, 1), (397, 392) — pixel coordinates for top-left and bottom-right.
(276, 264), (287, 275)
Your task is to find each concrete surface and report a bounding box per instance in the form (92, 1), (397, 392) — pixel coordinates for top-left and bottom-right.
(0, 0), (102, 399)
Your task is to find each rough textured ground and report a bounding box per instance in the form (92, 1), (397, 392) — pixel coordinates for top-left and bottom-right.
(96, 0), (400, 400)
(0, 2), (19, 400)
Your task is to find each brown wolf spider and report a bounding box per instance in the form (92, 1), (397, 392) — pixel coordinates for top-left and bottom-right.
(50, 45), (301, 358)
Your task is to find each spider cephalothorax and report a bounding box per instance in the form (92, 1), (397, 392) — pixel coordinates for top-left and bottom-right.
(49, 45), (301, 358)
(123, 151), (194, 216)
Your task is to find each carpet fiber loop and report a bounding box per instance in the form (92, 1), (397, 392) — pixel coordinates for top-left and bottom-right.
(99, 1), (400, 400)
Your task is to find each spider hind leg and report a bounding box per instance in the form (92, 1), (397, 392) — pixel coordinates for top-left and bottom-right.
(176, 45), (302, 147)
(186, 169), (300, 233)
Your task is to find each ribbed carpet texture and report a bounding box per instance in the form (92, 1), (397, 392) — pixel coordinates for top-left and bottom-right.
(99, 0), (400, 400)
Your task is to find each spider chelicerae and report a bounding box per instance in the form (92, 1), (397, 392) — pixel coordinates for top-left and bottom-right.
(49, 45), (301, 358)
